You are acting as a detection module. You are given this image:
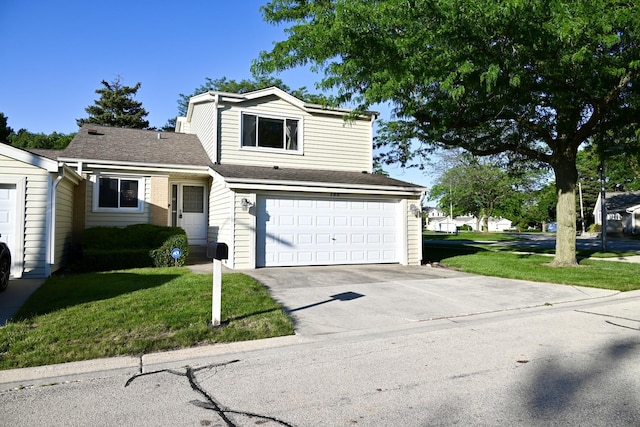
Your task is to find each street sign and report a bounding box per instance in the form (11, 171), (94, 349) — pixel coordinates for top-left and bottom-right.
(171, 248), (182, 259)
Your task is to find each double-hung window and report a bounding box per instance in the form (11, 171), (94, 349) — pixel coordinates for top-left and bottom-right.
(95, 176), (143, 211)
(241, 113), (301, 152)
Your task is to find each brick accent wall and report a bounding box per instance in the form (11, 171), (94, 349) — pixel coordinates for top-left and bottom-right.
(149, 176), (169, 226)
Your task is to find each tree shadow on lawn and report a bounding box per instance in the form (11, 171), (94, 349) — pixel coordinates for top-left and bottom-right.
(423, 243), (489, 264)
(12, 271), (180, 320)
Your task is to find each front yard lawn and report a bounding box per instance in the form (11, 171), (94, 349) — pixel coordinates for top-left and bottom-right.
(424, 244), (640, 292)
(0, 268), (294, 370)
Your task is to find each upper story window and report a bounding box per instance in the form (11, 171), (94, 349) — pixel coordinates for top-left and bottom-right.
(241, 113), (301, 152)
(93, 175), (144, 212)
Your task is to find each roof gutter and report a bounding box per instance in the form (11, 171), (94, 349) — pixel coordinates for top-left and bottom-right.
(221, 176), (426, 195)
(57, 158), (211, 174)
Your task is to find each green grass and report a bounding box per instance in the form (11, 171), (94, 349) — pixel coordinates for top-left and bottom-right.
(424, 244), (640, 291)
(0, 268), (294, 370)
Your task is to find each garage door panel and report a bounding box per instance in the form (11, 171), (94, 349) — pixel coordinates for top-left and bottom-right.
(257, 196), (400, 267)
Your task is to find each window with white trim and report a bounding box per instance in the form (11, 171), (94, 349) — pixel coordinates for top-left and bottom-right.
(241, 113), (301, 151)
(94, 176), (144, 211)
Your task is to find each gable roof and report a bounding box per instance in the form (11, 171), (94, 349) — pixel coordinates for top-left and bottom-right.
(211, 164), (425, 194)
(186, 86), (377, 121)
(0, 142), (59, 172)
(60, 125), (212, 167)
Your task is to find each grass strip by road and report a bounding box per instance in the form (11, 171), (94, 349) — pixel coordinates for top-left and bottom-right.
(0, 268), (294, 370)
(423, 231), (524, 241)
(424, 244), (640, 292)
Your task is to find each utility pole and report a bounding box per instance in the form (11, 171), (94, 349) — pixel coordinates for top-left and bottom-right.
(599, 160), (607, 252)
(578, 182), (585, 234)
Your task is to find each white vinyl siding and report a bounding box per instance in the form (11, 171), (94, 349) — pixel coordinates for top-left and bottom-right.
(189, 102), (217, 163)
(0, 154), (50, 278)
(405, 197), (423, 266)
(208, 177), (234, 265)
(218, 97), (373, 172)
(231, 192), (256, 269)
(53, 178), (75, 272)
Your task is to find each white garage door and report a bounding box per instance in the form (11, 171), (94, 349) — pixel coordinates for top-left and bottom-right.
(0, 184), (17, 274)
(256, 196), (400, 267)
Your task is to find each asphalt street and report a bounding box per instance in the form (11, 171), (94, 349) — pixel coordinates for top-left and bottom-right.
(1, 261), (639, 426)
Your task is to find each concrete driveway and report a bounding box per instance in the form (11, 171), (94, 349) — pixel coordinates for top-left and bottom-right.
(244, 264), (618, 337)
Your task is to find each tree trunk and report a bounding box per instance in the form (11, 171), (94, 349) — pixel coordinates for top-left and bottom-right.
(552, 160), (578, 266)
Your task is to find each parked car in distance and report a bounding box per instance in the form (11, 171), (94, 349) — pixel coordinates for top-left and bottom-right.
(0, 234), (11, 292)
(546, 222), (558, 233)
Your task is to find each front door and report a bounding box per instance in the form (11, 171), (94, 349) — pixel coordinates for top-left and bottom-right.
(171, 183), (207, 245)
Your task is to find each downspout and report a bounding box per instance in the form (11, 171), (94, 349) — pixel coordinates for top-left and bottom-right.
(46, 167), (65, 276)
(419, 190), (427, 263)
(212, 92), (219, 164)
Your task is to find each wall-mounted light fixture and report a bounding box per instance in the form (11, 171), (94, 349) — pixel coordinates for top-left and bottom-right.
(410, 204), (421, 217)
(241, 198), (254, 211)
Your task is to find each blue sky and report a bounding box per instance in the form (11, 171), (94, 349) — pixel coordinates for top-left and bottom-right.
(0, 0), (433, 189)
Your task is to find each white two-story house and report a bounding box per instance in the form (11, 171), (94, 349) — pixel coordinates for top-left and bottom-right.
(0, 87), (426, 277)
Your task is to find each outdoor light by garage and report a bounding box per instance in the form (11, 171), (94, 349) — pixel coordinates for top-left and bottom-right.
(207, 242), (229, 327)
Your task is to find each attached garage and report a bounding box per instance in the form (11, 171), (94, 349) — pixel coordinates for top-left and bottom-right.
(0, 144), (82, 278)
(256, 196), (400, 267)
(210, 163), (426, 270)
(0, 183), (19, 274)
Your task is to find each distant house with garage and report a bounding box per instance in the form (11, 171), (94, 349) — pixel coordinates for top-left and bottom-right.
(593, 191), (640, 235)
(424, 207), (512, 232)
(1, 87), (426, 278)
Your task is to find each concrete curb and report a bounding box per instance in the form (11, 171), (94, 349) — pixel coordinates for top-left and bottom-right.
(0, 335), (309, 392)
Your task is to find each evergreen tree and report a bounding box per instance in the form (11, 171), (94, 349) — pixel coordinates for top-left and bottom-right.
(77, 76), (150, 129)
(0, 113), (13, 144)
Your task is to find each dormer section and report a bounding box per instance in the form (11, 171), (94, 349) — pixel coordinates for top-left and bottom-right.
(176, 87), (377, 173)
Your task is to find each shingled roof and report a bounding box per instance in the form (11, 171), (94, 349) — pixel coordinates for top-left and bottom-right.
(605, 191), (640, 212)
(61, 125), (212, 167)
(212, 163), (424, 190)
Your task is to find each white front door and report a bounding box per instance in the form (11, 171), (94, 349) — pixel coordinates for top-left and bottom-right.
(171, 184), (207, 245)
(256, 196), (400, 267)
(0, 184), (17, 275)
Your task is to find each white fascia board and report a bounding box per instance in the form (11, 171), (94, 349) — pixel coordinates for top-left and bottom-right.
(0, 144), (58, 172)
(224, 176), (425, 192)
(186, 92), (217, 122)
(224, 179), (426, 196)
(60, 164), (83, 185)
(626, 204), (640, 213)
(227, 183), (422, 197)
(58, 158), (210, 175)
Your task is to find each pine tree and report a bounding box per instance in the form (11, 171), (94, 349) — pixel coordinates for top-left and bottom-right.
(77, 76), (149, 129)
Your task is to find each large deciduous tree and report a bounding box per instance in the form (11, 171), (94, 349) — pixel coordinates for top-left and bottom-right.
(77, 76), (150, 129)
(255, 0), (640, 266)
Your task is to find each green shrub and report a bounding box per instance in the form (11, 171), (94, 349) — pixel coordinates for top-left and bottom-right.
(149, 234), (190, 267)
(81, 224), (188, 271)
(588, 223), (601, 233)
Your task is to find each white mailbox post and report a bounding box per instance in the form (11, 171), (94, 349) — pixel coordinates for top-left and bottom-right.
(206, 242), (229, 327)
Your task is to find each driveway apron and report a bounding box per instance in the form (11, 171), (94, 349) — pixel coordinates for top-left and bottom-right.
(244, 264), (617, 337)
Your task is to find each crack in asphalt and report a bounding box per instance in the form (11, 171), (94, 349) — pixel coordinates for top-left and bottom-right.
(575, 310), (640, 331)
(125, 360), (295, 427)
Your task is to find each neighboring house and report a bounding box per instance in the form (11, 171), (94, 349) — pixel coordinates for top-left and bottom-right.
(3, 87), (426, 277)
(0, 143), (82, 278)
(425, 210), (512, 232)
(593, 191), (640, 235)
